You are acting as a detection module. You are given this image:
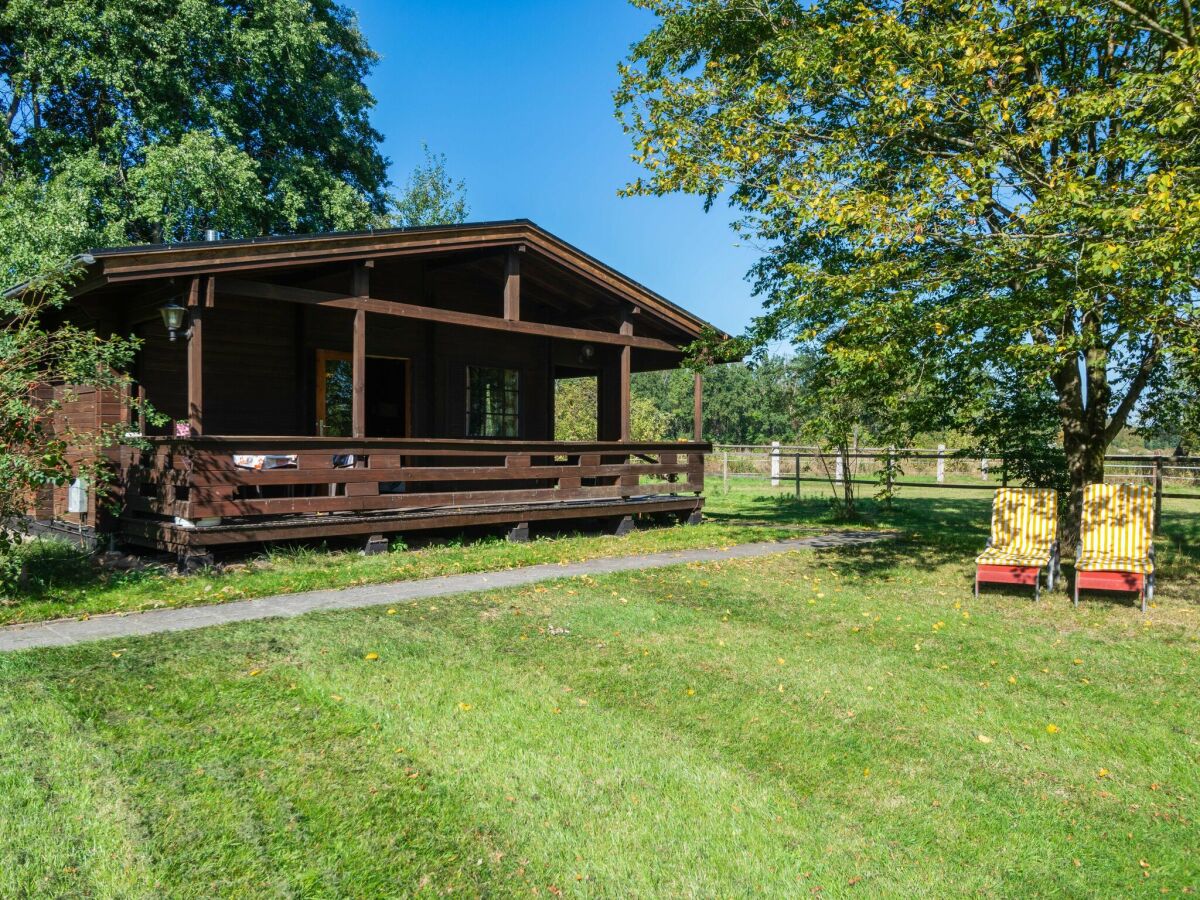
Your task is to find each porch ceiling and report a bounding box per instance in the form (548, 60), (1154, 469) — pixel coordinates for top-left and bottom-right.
(41, 220), (726, 346)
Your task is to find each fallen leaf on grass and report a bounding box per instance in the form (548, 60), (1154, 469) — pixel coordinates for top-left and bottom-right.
(977, 734), (993, 744)
(364, 652), (379, 661)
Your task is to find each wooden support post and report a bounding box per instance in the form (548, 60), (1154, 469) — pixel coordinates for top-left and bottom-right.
(351, 262), (370, 439)
(186, 276), (203, 434)
(619, 312), (632, 442)
(722, 450), (729, 494)
(503, 248), (521, 320)
(1154, 455), (1164, 529)
(795, 453), (801, 497)
(352, 309), (366, 438)
(693, 371), (703, 442)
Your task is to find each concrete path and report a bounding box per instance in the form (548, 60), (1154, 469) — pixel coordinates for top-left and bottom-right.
(0, 531), (893, 652)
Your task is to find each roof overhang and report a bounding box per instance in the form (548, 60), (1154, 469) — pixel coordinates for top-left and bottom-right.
(13, 220), (726, 344)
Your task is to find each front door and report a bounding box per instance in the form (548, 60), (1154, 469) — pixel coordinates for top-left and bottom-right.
(365, 357), (408, 437)
(315, 350), (408, 437)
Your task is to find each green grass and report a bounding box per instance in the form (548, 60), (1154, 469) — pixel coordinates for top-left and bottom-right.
(0, 486), (1197, 896)
(3, 504), (831, 625)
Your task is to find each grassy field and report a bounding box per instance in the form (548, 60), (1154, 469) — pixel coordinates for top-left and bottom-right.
(2, 494), (824, 625)
(0, 486), (1197, 896)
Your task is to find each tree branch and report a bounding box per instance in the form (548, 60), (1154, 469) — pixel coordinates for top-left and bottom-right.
(1106, 0), (1192, 47)
(1104, 335), (1162, 443)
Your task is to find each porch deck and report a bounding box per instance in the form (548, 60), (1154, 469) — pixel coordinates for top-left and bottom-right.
(118, 437), (707, 554)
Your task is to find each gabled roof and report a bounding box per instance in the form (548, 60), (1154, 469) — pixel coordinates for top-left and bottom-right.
(45, 219), (723, 342)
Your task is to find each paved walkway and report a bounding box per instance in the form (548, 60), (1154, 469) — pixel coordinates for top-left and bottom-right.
(0, 531), (893, 652)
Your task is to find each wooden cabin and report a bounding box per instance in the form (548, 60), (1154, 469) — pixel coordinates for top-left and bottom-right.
(31, 220), (717, 562)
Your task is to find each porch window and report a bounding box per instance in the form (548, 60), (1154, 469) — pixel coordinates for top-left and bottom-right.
(467, 366), (520, 437)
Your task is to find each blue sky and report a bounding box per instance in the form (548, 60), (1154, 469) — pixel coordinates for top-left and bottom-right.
(345, 0), (761, 334)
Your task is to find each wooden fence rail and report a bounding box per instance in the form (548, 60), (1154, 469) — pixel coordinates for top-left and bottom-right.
(121, 437), (707, 524)
(709, 445), (1200, 528)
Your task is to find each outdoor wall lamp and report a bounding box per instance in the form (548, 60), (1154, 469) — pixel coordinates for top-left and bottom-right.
(159, 301), (190, 341)
(579, 343), (596, 363)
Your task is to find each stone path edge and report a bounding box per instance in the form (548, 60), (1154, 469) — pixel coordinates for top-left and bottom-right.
(0, 531), (894, 652)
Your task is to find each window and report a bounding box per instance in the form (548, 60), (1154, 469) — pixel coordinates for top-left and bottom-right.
(467, 366), (520, 437)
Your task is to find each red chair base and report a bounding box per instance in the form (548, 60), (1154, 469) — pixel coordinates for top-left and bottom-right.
(1074, 570), (1145, 610)
(976, 564), (1043, 599)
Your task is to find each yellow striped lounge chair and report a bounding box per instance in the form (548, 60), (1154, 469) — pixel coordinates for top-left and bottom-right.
(1074, 483), (1155, 612)
(975, 487), (1059, 601)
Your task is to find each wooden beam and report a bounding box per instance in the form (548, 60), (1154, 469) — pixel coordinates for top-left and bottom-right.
(351, 262), (369, 439)
(215, 276), (681, 353)
(503, 248), (521, 320)
(186, 276), (203, 434)
(619, 312), (632, 442)
(93, 224), (709, 339)
(693, 371), (703, 442)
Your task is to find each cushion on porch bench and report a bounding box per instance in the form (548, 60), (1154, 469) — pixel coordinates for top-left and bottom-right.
(975, 487), (1057, 568)
(1075, 483), (1154, 575)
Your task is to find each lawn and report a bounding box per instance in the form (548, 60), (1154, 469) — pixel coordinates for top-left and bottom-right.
(2, 492), (824, 625)
(0, 487), (1197, 896)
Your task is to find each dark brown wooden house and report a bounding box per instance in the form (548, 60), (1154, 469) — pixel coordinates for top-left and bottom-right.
(31, 220), (718, 561)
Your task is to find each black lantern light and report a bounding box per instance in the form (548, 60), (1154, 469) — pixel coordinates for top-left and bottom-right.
(159, 302), (188, 341)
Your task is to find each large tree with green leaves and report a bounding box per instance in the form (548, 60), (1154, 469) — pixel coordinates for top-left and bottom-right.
(617, 0), (1200, 541)
(0, 0), (465, 583)
(0, 0), (469, 285)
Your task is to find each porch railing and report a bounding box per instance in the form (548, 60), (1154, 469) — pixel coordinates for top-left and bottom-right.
(119, 437), (707, 523)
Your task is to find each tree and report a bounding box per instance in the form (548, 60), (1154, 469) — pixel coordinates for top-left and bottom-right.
(1, 0), (391, 284)
(0, 1), (467, 586)
(0, 269), (153, 590)
(635, 355), (810, 443)
(554, 376), (668, 440)
(617, 0), (1200, 542)
(390, 144), (469, 227)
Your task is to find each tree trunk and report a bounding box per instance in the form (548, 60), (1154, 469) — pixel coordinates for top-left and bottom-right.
(1061, 418), (1106, 554)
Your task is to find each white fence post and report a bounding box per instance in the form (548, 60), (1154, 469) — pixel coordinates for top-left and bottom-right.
(722, 451), (729, 494)
(981, 457), (989, 480)
(770, 441), (781, 486)
(835, 451), (844, 482)
(936, 444), (945, 483)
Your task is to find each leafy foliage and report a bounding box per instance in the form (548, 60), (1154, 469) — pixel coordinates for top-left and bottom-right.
(0, 270), (158, 592)
(618, 0), (1200, 538)
(634, 355), (810, 443)
(0, 1), (467, 585)
(390, 144), (469, 228)
(1, 0), (391, 283)
(554, 376), (669, 441)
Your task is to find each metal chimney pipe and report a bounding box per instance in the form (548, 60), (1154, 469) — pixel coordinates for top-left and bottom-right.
(204, 229), (219, 242)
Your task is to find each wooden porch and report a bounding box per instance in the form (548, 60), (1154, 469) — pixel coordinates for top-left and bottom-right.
(38, 222), (725, 558)
(118, 436), (707, 554)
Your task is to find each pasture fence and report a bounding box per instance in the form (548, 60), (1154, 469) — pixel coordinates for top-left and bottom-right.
(707, 444), (1200, 528)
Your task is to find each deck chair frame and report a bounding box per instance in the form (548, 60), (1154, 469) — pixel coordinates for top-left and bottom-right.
(974, 488), (1060, 601)
(1073, 483), (1156, 613)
